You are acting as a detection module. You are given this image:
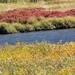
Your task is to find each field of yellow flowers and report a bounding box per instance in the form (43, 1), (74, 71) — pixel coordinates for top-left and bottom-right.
(0, 42), (75, 75)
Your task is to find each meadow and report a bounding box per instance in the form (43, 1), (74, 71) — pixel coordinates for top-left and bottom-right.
(0, 42), (74, 75)
(0, 0), (75, 34)
(0, 0), (75, 12)
(0, 1), (74, 75)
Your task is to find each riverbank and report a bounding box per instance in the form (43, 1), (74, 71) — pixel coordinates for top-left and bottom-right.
(0, 5), (75, 34)
(0, 17), (75, 34)
(0, 8), (75, 34)
(0, 42), (74, 75)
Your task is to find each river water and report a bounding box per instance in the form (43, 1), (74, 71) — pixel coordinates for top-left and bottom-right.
(0, 29), (75, 45)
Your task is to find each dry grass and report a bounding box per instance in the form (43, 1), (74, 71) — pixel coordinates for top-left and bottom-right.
(0, 0), (75, 12)
(0, 42), (74, 75)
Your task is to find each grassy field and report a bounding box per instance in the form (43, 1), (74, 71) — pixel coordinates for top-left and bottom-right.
(0, 1), (75, 75)
(0, 42), (74, 75)
(0, 0), (75, 12)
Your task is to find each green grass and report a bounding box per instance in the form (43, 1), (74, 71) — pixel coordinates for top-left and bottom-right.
(0, 17), (75, 34)
(0, 42), (74, 75)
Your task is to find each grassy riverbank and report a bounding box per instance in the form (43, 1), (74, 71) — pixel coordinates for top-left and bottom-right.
(0, 17), (75, 34)
(0, 42), (74, 75)
(0, 0), (75, 34)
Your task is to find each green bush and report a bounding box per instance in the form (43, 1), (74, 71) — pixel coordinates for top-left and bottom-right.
(32, 19), (55, 31)
(13, 23), (26, 32)
(0, 23), (17, 34)
(33, 22), (42, 31)
(64, 19), (75, 28)
(40, 20), (55, 30)
(0, 17), (75, 34)
(49, 18), (75, 29)
(51, 19), (65, 29)
(24, 24), (35, 32)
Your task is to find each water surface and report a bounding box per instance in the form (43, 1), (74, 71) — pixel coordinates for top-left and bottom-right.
(0, 29), (75, 45)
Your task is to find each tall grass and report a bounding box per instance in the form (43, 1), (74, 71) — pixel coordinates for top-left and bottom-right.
(0, 17), (75, 34)
(0, 42), (74, 75)
(0, 0), (75, 12)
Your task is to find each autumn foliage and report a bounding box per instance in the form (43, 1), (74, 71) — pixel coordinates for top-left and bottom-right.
(0, 8), (75, 23)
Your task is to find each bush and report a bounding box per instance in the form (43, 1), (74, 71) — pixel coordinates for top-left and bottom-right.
(13, 23), (26, 32)
(0, 8), (75, 23)
(50, 18), (75, 29)
(40, 19), (55, 30)
(0, 23), (17, 34)
(51, 19), (66, 29)
(24, 24), (35, 32)
(64, 18), (75, 28)
(0, 17), (75, 34)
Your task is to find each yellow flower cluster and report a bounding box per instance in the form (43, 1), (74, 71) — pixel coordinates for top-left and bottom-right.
(0, 42), (74, 75)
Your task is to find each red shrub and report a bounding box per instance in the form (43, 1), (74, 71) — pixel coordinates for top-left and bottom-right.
(65, 9), (75, 16)
(0, 8), (75, 23)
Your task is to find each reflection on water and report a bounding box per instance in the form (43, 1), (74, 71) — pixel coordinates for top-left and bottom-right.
(0, 29), (75, 45)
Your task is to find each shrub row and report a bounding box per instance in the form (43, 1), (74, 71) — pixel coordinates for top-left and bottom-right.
(0, 17), (75, 34)
(0, 8), (75, 23)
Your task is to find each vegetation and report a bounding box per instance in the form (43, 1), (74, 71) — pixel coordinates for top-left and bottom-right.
(0, 1), (74, 34)
(0, 8), (75, 34)
(0, 42), (74, 75)
(0, 0), (39, 3)
(0, 17), (75, 34)
(0, 0), (75, 12)
(0, 0), (74, 3)
(0, 1), (74, 75)
(1, 8), (75, 23)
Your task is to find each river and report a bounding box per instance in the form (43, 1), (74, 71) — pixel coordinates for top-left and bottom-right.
(0, 29), (75, 45)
